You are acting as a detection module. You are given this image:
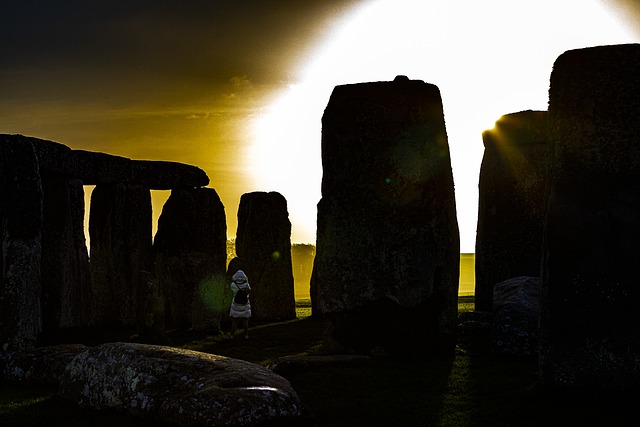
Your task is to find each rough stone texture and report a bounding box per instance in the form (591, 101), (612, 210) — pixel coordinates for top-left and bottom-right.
(314, 76), (460, 356)
(540, 44), (640, 391)
(72, 150), (133, 183)
(0, 135), (43, 351)
(74, 151), (210, 189)
(40, 175), (92, 334)
(131, 159), (209, 190)
(89, 183), (153, 326)
(59, 342), (302, 426)
(2, 134), (209, 189)
(491, 276), (540, 356)
(475, 110), (550, 312)
(236, 191), (296, 321)
(154, 188), (228, 331)
(3, 344), (87, 386)
(0, 133), (213, 350)
(27, 135), (77, 175)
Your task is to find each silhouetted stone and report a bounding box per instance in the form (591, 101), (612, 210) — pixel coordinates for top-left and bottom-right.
(27, 136), (77, 175)
(314, 77), (460, 356)
(89, 183), (153, 326)
(75, 151), (210, 189)
(236, 192), (296, 321)
(59, 342), (302, 426)
(154, 187), (227, 331)
(540, 44), (640, 391)
(40, 175), (92, 334)
(1, 134), (209, 189)
(491, 276), (540, 356)
(73, 150), (133, 183)
(132, 160), (209, 189)
(3, 344), (87, 386)
(0, 133), (214, 349)
(475, 110), (550, 312)
(0, 136), (43, 351)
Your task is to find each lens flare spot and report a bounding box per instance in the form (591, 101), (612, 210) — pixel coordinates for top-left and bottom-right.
(198, 274), (231, 313)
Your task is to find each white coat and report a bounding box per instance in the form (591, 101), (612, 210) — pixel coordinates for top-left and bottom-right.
(229, 270), (252, 319)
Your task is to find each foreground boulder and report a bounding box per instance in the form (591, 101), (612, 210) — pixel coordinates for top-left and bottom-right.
(540, 44), (640, 390)
(59, 342), (301, 426)
(491, 276), (540, 356)
(314, 76), (459, 356)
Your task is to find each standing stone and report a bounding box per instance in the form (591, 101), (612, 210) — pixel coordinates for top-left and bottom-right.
(314, 76), (459, 356)
(40, 174), (92, 335)
(89, 183), (153, 326)
(236, 192), (295, 321)
(0, 136), (43, 351)
(540, 44), (640, 390)
(491, 276), (540, 356)
(154, 187), (227, 331)
(475, 110), (550, 312)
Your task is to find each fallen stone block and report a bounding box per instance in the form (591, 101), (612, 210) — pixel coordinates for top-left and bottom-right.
(59, 342), (302, 426)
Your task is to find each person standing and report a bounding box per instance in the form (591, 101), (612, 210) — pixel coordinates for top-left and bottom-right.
(229, 269), (251, 339)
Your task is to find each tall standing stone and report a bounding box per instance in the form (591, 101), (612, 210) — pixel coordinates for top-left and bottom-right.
(314, 76), (459, 356)
(475, 110), (550, 312)
(154, 187), (227, 331)
(236, 192), (295, 321)
(89, 183), (153, 326)
(40, 174), (92, 335)
(0, 136), (43, 351)
(540, 44), (640, 390)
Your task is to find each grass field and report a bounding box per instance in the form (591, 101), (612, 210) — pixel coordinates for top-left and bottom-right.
(2, 297), (636, 426)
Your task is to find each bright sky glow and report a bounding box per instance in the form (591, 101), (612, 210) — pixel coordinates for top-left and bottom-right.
(250, 0), (639, 251)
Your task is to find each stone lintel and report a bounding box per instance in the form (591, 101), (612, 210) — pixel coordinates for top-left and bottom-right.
(2, 134), (209, 189)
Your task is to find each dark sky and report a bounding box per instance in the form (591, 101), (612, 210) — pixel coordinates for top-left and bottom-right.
(1, 0), (360, 98)
(1, 0), (639, 247)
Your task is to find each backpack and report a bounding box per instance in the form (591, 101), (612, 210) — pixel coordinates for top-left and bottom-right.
(234, 287), (249, 305)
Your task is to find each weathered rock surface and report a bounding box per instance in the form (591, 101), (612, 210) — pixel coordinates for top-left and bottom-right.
(1, 133), (214, 350)
(2, 134), (209, 189)
(236, 192), (296, 321)
(154, 187), (228, 331)
(475, 110), (550, 312)
(59, 342), (302, 426)
(314, 76), (459, 356)
(40, 175), (93, 334)
(3, 344), (87, 386)
(491, 276), (540, 356)
(540, 44), (640, 390)
(1, 135), (43, 351)
(89, 183), (153, 326)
